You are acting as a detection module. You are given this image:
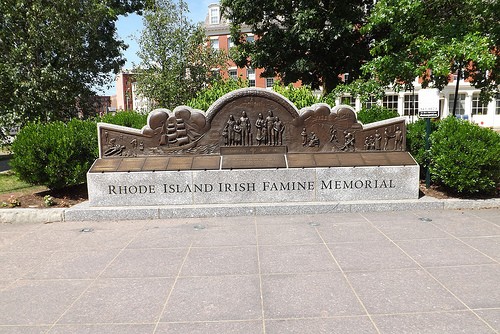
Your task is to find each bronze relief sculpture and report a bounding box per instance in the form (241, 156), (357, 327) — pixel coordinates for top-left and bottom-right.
(98, 88), (406, 158)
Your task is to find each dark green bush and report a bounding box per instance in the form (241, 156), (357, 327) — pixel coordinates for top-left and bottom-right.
(11, 119), (98, 190)
(429, 116), (500, 195)
(406, 119), (439, 176)
(356, 105), (400, 124)
(100, 111), (148, 129)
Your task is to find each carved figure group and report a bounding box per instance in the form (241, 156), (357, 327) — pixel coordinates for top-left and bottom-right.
(363, 127), (403, 151)
(223, 110), (285, 146)
(301, 128), (320, 147)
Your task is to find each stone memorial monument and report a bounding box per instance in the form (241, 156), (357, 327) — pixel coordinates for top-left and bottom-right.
(86, 88), (419, 209)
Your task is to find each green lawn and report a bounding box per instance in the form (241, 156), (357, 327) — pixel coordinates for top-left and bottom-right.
(0, 171), (43, 194)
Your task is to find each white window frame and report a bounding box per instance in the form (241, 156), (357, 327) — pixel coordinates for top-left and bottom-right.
(449, 93), (466, 115)
(210, 7), (220, 25)
(227, 35), (234, 48)
(363, 96), (378, 110)
(403, 94), (418, 116)
(341, 95), (355, 108)
(383, 95), (398, 111)
(247, 68), (255, 87)
(210, 37), (219, 50)
(266, 77), (274, 88)
(471, 93), (487, 115)
(228, 68), (237, 80)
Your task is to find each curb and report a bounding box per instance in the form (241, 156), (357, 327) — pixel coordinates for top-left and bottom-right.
(1, 198), (499, 223)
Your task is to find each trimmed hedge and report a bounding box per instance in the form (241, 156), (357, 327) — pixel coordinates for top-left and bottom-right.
(406, 119), (439, 177)
(100, 111), (148, 129)
(429, 116), (500, 195)
(11, 112), (148, 190)
(11, 119), (98, 190)
(356, 105), (399, 124)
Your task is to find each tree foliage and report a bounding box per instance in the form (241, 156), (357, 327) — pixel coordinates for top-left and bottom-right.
(362, 0), (499, 99)
(0, 0), (145, 140)
(136, 0), (229, 109)
(220, 0), (373, 94)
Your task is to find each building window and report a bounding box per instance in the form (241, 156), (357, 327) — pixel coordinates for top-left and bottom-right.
(341, 95), (355, 108)
(246, 35), (255, 43)
(363, 96), (377, 110)
(247, 68), (255, 87)
(404, 94), (418, 116)
(210, 38), (219, 50)
(210, 7), (219, 24)
(227, 36), (234, 48)
(472, 93), (487, 115)
(383, 95), (398, 111)
(228, 69), (237, 80)
(266, 77), (274, 88)
(496, 94), (500, 115)
(449, 93), (466, 115)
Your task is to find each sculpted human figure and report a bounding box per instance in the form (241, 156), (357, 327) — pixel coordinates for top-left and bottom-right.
(301, 128), (308, 146)
(255, 113), (266, 146)
(265, 110), (275, 145)
(222, 127), (229, 146)
(329, 125), (338, 142)
(273, 117), (285, 146)
(308, 132), (320, 147)
(233, 119), (242, 145)
(369, 135), (375, 150)
(374, 130), (382, 150)
(240, 110), (251, 146)
(383, 127), (395, 151)
(364, 136), (370, 151)
(394, 126), (403, 151)
(225, 115), (236, 146)
(343, 130), (355, 151)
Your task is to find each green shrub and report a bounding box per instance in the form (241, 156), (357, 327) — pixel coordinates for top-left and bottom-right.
(273, 82), (322, 109)
(11, 119), (98, 190)
(406, 119), (439, 176)
(356, 105), (400, 124)
(187, 78), (248, 111)
(429, 116), (500, 195)
(100, 111), (148, 129)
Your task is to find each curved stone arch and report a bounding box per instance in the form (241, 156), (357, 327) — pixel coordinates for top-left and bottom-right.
(205, 88), (300, 124)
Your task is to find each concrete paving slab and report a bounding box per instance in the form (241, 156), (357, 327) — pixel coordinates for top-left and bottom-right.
(265, 316), (378, 334)
(160, 275), (262, 322)
(155, 321), (263, 334)
(59, 278), (174, 324)
(262, 272), (365, 319)
(346, 269), (465, 314)
(372, 311), (495, 334)
(397, 238), (497, 267)
(428, 264), (500, 309)
(328, 240), (418, 272)
(0, 208), (498, 333)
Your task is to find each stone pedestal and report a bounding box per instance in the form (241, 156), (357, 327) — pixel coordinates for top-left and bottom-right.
(87, 152), (419, 207)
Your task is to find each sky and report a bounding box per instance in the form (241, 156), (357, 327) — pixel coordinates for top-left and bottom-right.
(97, 0), (216, 95)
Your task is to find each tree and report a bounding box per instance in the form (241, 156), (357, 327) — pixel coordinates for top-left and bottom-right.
(135, 0), (228, 109)
(0, 0), (145, 140)
(362, 0), (499, 100)
(220, 0), (373, 94)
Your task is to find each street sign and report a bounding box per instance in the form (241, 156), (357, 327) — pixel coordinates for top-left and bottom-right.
(418, 88), (440, 118)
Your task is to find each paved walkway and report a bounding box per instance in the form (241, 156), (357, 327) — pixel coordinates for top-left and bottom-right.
(1, 208), (499, 333)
